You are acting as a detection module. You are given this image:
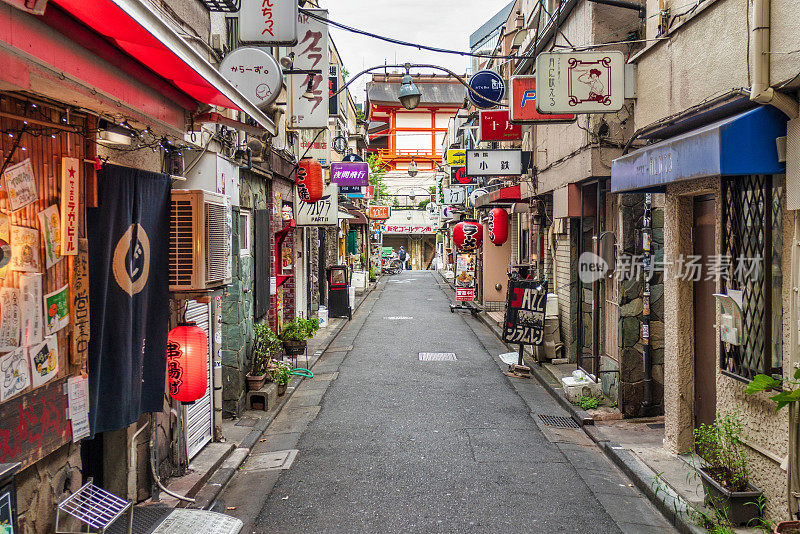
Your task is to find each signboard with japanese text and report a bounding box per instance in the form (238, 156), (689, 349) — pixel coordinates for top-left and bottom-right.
(294, 184), (337, 225)
(502, 279), (547, 345)
(479, 110), (522, 141)
(450, 166), (477, 186)
(329, 64), (339, 116)
(288, 9), (329, 128)
(383, 225), (434, 234)
(60, 157), (79, 255)
(535, 52), (625, 113)
(330, 162), (369, 186)
(299, 129), (330, 166)
(220, 47), (282, 108)
(509, 76), (576, 123)
(444, 188), (466, 205)
(466, 150), (522, 176)
(239, 0), (298, 44)
(455, 254), (475, 301)
(369, 206), (390, 220)
(468, 70), (505, 109)
(70, 239), (90, 367)
(446, 149), (466, 166)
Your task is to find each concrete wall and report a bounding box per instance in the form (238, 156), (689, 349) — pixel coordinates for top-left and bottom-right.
(481, 226), (512, 305)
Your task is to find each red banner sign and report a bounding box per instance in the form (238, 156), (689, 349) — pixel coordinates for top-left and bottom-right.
(510, 76), (576, 123)
(456, 288), (474, 302)
(480, 110), (523, 141)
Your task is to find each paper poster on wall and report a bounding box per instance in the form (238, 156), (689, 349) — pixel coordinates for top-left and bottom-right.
(38, 205), (61, 269)
(0, 288), (20, 352)
(0, 347), (29, 401)
(68, 374), (90, 441)
(28, 335), (58, 388)
(19, 274), (43, 346)
(282, 242), (293, 271)
(44, 284), (70, 334)
(3, 158), (37, 211)
(9, 226), (41, 272)
(0, 213), (9, 280)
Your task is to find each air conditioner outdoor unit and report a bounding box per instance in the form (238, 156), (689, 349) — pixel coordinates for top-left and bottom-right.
(170, 189), (232, 291)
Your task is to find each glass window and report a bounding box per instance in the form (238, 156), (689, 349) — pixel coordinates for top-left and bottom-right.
(239, 209), (251, 256)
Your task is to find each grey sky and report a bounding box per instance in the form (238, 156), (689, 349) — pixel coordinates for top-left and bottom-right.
(320, 1), (509, 103)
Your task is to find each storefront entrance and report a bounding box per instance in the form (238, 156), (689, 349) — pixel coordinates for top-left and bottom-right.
(692, 195), (717, 429)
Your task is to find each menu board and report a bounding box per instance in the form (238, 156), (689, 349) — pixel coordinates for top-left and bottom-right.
(455, 253), (475, 302)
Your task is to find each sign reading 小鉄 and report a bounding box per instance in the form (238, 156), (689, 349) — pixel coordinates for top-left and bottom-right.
(502, 279), (547, 345)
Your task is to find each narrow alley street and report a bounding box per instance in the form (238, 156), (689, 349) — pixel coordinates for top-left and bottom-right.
(218, 272), (676, 533)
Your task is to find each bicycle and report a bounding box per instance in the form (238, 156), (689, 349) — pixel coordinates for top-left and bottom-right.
(384, 258), (403, 275)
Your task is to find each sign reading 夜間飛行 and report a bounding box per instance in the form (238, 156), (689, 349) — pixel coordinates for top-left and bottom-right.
(479, 110), (522, 141)
(239, 0), (298, 44)
(288, 9), (329, 129)
(509, 76), (576, 123)
(330, 162), (369, 186)
(535, 52), (625, 113)
(466, 150), (522, 176)
(502, 279), (547, 346)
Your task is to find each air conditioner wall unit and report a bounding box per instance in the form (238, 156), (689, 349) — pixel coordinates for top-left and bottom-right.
(170, 189), (232, 291)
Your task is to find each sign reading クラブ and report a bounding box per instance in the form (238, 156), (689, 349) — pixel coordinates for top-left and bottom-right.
(466, 150), (522, 176)
(509, 76), (576, 123)
(238, 0), (298, 45)
(535, 52), (625, 113)
(220, 47), (282, 108)
(295, 185), (337, 225)
(502, 279), (547, 345)
(288, 9), (329, 128)
(479, 110), (522, 141)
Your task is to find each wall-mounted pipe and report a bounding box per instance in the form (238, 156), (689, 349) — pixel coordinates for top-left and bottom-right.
(750, 0), (798, 117)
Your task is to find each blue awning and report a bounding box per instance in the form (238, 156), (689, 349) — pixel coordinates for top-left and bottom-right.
(611, 106), (788, 193)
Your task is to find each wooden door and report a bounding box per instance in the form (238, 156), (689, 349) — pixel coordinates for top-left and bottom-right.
(693, 196), (716, 429)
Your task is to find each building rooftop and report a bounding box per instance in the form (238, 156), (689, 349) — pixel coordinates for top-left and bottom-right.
(367, 76), (466, 107)
(470, 1), (515, 50)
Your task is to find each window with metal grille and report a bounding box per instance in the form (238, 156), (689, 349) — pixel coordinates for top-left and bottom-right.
(720, 175), (783, 381)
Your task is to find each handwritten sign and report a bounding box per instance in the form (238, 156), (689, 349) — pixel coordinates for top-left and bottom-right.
(0, 288), (20, 352)
(294, 185), (337, 225)
(70, 239), (90, 367)
(67, 375), (90, 441)
(9, 226), (41, 272)
(38, 205), (61, 269)
(20, 273), (43, 346)
(0, 376), (72, 469)
(0, 347), (29, 401)
(238, 0), (298, 44)
(288, 9), (329, 129)
(3, 158), (37, 211)
(502, 279), (547, 345)
(60, 157), (79, 255)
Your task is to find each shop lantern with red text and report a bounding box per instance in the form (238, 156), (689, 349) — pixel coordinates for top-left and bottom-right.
(487, 208), (509, 246)
(453, 221), (483, 251)
(166, 323), (208, 403)
(297, 159), (323, 203)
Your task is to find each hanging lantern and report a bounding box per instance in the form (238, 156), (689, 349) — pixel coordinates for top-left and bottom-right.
(487, 208), (509, 246)
(296, 159), (323, 203)
(166, 323), (208, 403)
(453, 220), (483, 251)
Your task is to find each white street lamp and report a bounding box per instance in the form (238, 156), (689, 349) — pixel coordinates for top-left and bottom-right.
(407, 158), (418, 177)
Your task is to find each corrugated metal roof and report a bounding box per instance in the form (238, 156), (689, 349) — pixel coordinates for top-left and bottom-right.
(367, 80), (466, 106)
(470, 1), (515, 50)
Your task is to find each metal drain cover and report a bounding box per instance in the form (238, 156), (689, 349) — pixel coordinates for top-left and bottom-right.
(538, 414), (580, 428)
(151, 509), (242, 534)
(419, 352), (457, 361)
(246, 449), (299, 471)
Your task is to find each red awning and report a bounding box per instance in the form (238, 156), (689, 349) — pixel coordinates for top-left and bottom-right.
(474, 185), (522, 208)
(48, 0), (274, 133)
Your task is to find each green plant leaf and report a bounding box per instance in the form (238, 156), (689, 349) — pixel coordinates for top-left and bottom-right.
(771, 388), (800, 410)
(745, 374), (782, 395)
(794, 367), (800, 380)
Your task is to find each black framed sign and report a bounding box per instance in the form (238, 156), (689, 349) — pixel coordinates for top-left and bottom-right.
(502, 279), (547, 345)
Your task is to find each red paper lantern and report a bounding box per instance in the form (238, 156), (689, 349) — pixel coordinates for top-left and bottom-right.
(166, 323), (208, 403)
(488, 208), (509, 246)
(453, 221), (483, 251)
(296, 159), (323, 203)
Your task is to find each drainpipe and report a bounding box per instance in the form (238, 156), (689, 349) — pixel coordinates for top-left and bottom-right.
(127, 420), (149, 501)
(750, 0), (798, 117)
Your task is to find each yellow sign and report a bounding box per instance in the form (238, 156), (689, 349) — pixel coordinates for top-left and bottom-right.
(447, 149), (466, 166)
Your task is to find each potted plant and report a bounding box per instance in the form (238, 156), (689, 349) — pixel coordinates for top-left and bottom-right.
(247, 324), (281, 391)
(775, 521), (800, 533)
(693, 411), (763, 526)
(273, 361), (292, 396)
(280, 318), (320, 356)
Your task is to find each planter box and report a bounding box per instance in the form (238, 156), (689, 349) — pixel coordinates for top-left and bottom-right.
(699, 467), (763, 526)
(245, 373), (268, 391)
(775, 521), (800, 533)
(282, 340), (307, 356)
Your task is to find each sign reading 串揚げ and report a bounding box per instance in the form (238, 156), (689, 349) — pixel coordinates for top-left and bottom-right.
(502, 279), (547, 345)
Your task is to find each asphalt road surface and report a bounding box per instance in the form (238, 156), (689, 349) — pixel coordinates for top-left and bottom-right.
(222, 272), (676, 533)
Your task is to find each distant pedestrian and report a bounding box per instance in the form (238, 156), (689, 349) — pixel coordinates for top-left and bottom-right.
(399, 246), (407, 270)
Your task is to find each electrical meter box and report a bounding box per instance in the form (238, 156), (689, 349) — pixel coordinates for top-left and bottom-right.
(714, 293), (743, 346)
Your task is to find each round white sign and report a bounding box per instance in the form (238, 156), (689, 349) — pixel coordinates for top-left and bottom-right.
(220, 47), (282, 109)
(469, 188), (488, 206)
